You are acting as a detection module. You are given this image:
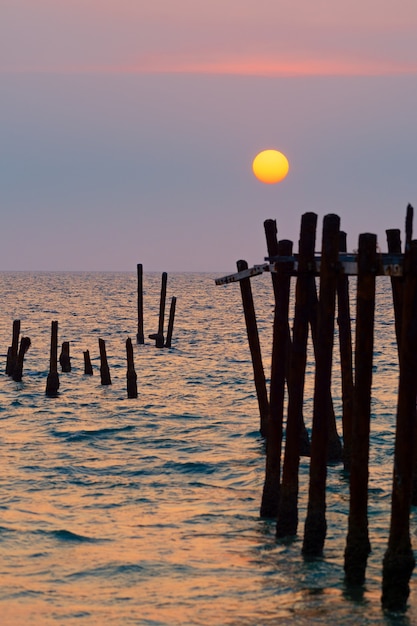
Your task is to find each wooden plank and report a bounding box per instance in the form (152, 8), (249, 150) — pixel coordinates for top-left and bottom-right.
(215, 253), (403, 284)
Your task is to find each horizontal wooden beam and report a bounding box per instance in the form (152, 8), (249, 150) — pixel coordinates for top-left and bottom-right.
(215, 253), (403, 285)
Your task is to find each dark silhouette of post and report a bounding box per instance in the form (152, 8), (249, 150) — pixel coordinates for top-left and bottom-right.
(382, 239), (417, 612)
(59, 341), (71, 372)
(83, 350), (93, 375)
(12, 336), (31, 382)
(302, 214), (340, 557)
(337, 231), (354, 472)
(46, 321), (60, 396)
(137, 263), (144, 344)
(6, 319), (21, 376)
(276, 212), (317, 537)
(165, 296), (177, 348)
(386, 229), (403, 354)
(99, 338), (112, 385)
(344, 233), (377, 585)
(237, 259), (269, 437)
(149, 272), (167, 348)
(260, 239), (293, 518)
(126, 337), (138, 398)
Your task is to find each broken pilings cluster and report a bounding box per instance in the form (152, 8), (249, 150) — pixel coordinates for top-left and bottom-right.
(217, 204), (417, 612)
(137, 264), (177, 349)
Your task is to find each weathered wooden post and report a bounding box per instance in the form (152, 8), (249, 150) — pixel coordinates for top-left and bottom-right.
(83, 350), (93, 375)
(276, 212), (317, 537)
(237, 259), (269, 437)
(337, 231), (354, 473)
(260, 239), (293, 518)
(302, 213), (340, 557)
(386, 229), (403, 353)
(12, 336), (31, 382)
(165, 296), (177, 348)
(344, 233), (377, 585)
(149, 272), (167, 348)
(6, 319), (21, 376)
(45, 321), (60, 396)
(382, 239), (417, 612)
(308, 274), (343, 462)
(99, 338), (112, 385)
(59, 341), (71, 372)
(137, 263), (145, 344)
(126, 337), (138, 398)
(264, 218), (310, 453)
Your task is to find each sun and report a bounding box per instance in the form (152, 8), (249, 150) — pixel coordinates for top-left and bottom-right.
(252, 149), (289, 184)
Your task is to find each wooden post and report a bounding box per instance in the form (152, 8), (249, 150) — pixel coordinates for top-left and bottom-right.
(260, 239), (293, 518)
(6, 319), (21, 376)
(237, 259), (269, 438)
(344, 233), (377, 585)
(337, 231), (354, 473)
(83, 350), (93, 375)
(59, 341), (71, 372)
(165, 296), (177, 348)
(276, 212), (317, 537)
(264, 218), (310, 453)
(99, 338), (112, 385)
(12, 336), (31, 382)
(302, 213), (340, 557)
(137, 263), (145, 344)
(45, 321), (60, 396)
(308, 275), (343, 462)
(149, 272), (167, 348)
(126, 337), (138, 398)
(382, 239), (417, 611)
(386, 229), (403, 353)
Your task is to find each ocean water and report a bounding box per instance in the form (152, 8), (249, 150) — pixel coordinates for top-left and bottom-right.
(0, 270), (415, 625)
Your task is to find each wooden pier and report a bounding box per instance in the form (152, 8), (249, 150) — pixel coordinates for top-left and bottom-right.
(215, 205), (416, 612)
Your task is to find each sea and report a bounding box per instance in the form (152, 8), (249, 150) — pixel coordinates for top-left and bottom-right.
(0, 270), (415, 626)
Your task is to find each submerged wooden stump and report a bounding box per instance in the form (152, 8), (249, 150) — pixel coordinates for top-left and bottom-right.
(6, 319), (21, 376)
(165, 296), (177, 348)
(12, 336), (31, 382)
(99, 338), (112, 386)
(149, 271), (167, 348)
(46, 321), (60, 396)
(59, 341), (71, 372)
(83, 350), (93, 375)
(126, 337), (138, 398)
(137, 263), (145, 344)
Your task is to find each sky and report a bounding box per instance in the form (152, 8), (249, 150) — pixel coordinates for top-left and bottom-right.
(1, 0), (417, 272)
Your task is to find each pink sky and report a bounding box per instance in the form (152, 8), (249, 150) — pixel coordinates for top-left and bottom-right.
(3, 0), (417, 76)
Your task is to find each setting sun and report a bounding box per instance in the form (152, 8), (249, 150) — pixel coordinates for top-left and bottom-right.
(252, 149), (289, 184)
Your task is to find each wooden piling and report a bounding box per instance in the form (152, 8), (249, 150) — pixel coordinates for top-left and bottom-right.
(386, 229), (403, 353)
(149, 272), (167, 348)
(83, 350), (93, 375)
(276, 212), (317, 537)
(308, 276), (343, 463)
(382, 239), (417, 612)
(260, 239), (293, 518)
(45, 321), (60, 396)
(59, 341), (71, 372)
(137, 263), (145, 344)
(12, 336), (31, 382)
(126, 337), (138, 398)
(236, 259), (269, 438)
(302, 214), (340, 557)
(99, 338), (112, 385)
(344, 233), (377, 585)
(6, 319), (21, 376)
(337, 231), (354, 473)
(165, 296), (177, 348)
